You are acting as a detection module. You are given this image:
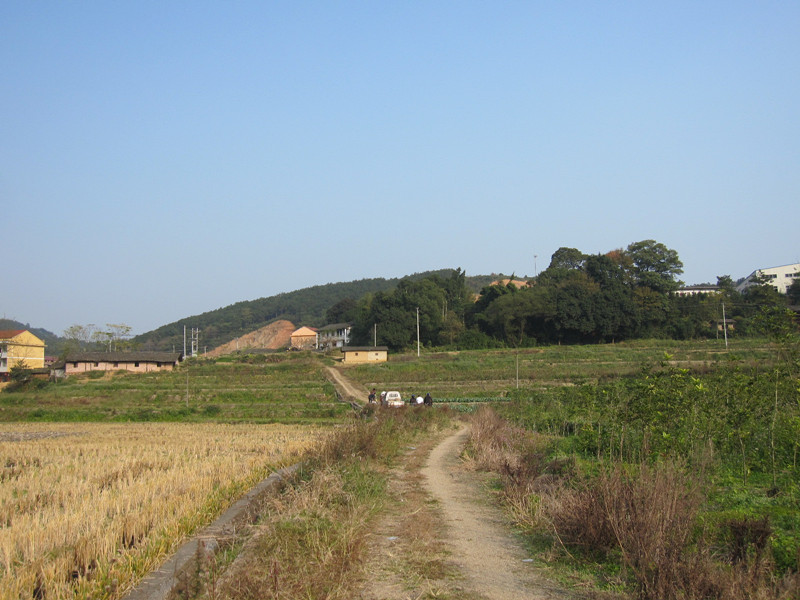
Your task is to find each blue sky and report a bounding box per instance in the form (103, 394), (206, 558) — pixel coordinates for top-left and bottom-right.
(2, 2), (798, 336)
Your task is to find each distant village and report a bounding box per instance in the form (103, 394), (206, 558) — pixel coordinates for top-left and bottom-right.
(0, 321), (386, 383)
(2, 262), (798, 383)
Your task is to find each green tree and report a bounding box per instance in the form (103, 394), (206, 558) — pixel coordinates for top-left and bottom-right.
(439, 311), (465, 346)
(548, 247), (586, 271)
(625, 239), (684, 293)
(350, 274), (460, 350)
(537, 248), (588, 286)
(92, 323), (132, 351)
(716, 274), (737, 295)
(483, 288), (549, 346)
(466, 282), (516, 336)
(62, 324), (97, 355)
(787, 279), (800, 305)
(325, 298), (357, 324)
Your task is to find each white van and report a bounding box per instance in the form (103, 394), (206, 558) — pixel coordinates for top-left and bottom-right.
(384, 391), (404, 407)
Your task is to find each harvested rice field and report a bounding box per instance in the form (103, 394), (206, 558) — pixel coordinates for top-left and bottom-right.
(0, 422), (324, 600)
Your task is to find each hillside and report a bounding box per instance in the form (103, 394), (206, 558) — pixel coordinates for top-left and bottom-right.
(8, 270), (504, 355)
(205, 320), (295, 357)
(133, 269), (463, 351)
(0, 319), (64, 356)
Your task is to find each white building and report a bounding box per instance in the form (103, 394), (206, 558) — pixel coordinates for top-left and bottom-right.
(736, 263), (800, 295)
(318, 323), (351, 350)
(675, 284), (720, 297)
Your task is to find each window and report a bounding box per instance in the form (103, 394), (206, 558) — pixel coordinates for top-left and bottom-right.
(113, 362), (119, 367)
(134, 362), (140, 367)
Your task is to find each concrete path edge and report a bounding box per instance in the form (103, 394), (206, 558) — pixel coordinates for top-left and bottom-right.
(123, 463), (300, 600)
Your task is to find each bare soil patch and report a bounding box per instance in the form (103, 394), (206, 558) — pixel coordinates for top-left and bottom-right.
(206, 320), (295, 357)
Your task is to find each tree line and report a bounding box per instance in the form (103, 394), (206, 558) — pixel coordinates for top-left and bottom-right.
(132, 271), (457, 351)
(345, 240), (799, 350)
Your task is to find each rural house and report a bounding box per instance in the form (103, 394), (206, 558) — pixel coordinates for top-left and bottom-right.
(0, 329), (46, 380)
(290, 326), (318, 350)
(317, 323), (351, 350)
(341, 346), (388, 364)
(64, 352), (182, 375)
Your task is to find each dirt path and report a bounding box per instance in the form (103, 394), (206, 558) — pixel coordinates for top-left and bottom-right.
(422, 426), (573, 600)
(324, 365), (367, 405)
(358, 424), (576, 600)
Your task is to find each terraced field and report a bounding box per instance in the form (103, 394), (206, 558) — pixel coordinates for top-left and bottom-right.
(0, 354), (350, 423)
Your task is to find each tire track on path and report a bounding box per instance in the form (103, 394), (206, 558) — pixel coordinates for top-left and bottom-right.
(421, 426), (576, 600)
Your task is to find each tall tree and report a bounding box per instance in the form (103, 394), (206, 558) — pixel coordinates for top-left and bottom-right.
(625, 239), (684, 293)
(350, 274), (459, 350)
(548, 247), (587, 271)
(62, 324), (97, 354)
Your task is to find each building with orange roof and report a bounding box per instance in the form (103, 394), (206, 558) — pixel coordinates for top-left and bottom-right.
(0, 330), (46, 379)
(290, 326), (319, 350)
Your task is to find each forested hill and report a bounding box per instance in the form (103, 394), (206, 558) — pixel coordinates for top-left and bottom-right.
(134, 269), (472, 351)
(0, 319), (64, 355)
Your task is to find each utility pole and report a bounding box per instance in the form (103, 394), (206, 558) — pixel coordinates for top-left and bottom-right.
(373, 323), (377, 347)
(416, 307), (420, 358)
(190, 328), (200, 358)
(722, 302), (729, 350)
(183, 326), (186, 358)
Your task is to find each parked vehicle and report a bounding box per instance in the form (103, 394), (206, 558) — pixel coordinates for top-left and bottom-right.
(384, 391), (404, 407)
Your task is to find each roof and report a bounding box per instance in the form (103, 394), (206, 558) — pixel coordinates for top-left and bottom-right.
(291, 326), (318, 336)
(318, 323), (352, 331)
(677, 285), (720, 292)
(0, 330), (26, 340)
(341, 346), (388, 352)
(65, 352), (183, 363)
(755, 262), (800, 271)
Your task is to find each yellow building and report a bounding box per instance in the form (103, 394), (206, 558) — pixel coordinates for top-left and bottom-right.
(0, 330), (46, 376)
(290, 326), (318, 350)
(341, 346), (388, 364)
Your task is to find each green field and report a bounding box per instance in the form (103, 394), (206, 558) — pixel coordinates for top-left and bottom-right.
(0, 353), (350, 423)
(346, 337), (800, 590)
(344, 337), (775, 400)
(2, 338), (777, 423)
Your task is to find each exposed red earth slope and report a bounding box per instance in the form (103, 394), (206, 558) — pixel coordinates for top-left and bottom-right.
(205, 319), (295, 357)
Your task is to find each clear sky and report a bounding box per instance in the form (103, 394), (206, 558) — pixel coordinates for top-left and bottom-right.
(2, 2), (798, 336)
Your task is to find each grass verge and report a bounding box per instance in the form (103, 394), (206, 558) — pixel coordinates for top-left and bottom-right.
(463, 407), (800, 600)
(193, 406), (454, 600)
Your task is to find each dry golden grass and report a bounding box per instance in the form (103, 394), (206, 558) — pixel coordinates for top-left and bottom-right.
(0, 422), (323, 600)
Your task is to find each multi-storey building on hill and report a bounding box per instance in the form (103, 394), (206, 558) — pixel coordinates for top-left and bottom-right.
(736, 263), (800, 295)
